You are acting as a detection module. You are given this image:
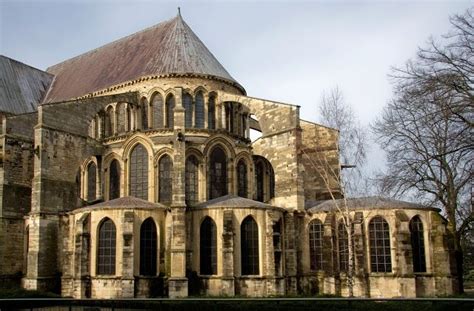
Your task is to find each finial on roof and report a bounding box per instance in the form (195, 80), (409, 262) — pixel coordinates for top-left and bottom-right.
(178, 7), (181, 17)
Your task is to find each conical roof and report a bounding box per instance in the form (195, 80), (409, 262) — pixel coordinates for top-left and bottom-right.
(44, 12), (242, 103)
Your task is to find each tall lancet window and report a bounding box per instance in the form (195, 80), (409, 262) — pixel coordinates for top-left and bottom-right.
(369, 216), (392, 273)
(237, 160), (247, 198)
(183, 92), (193, 128)
(87, 162), (97, 202)
(410, 216), (426, 273)
(165, 95), (175, 128)
(97, 218), (116, 275)
(241, 216), (259, 275)
(209, 146), (227, 199)
(129, 144), (148, 200)
(151, 93), (164, 128)
(200, 217), (217, 275)
(185, 155), (199, 206)
(309, 219), (324, 270)
(208, 95), (216, 130)
(158, 155), (173, 204)
(109, 160), (120, 200)
(140, 218), (157, 276)
(195, 91), (205, 128)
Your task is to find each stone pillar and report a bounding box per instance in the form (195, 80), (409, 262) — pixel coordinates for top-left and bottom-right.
(284, 212), (297, 295)
(121, 211), (134, 298)
(221, 210), (235, 295)
(72, 213), (91, 299)
(216, 103), (222, 129)
(264, 211), (276, 295)
(321, 213), (336, 295)
(204, 94), (209, 129)
(430, 212), (456, 296)
(169, 88), (188, 298)
(353, 212), (368, 297)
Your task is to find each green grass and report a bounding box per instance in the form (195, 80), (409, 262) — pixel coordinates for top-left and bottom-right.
(0, 287), (60, 298)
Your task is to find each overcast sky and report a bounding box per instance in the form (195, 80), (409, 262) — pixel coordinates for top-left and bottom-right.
(1, 0), (472, 175)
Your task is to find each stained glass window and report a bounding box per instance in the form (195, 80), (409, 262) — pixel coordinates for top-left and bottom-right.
(185, 155), (199, 206)
(241, 216), (259, 275)
(158, 155), (173, 204)
(195, 91), (205, 128)
(237, 160), (248, 198)
(309, 219), (324, 270)
(369, 216), (392, 273)
(129, 144), (148, 200)
(97, 218), (116, 275)
(209, 147), (227, 199)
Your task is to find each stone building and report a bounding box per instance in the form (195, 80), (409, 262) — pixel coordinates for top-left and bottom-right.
(0, 13), (458, 298)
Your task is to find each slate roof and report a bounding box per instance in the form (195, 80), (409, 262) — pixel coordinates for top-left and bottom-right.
(307, 196), (433, 213)
(89, 196), (167, 209)
(44, 13), (241, 103)
(0, 55), (54, 115)
(195, 195), (274, 209)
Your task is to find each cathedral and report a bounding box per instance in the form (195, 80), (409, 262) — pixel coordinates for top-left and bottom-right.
(0, 12), (458, 298)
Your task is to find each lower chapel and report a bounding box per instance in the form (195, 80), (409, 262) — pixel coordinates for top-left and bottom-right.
(0, 13), (458, 298)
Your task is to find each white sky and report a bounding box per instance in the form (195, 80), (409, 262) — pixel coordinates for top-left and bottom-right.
(1, 0), (472, 174)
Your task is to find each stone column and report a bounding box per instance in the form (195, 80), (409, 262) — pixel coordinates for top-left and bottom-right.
(322, 213), (336, 295)
(221, 210), (235, 295)
(284, 212), (297, 294)
(203, 94), (209, 129)
(264, 211), (276, 295)
(353, 212), (368, 297)
(121, 211), (134, 298)
(394, 211), (416, 297)
(72, 213), (91, 299)
(169, 88), (188, 298)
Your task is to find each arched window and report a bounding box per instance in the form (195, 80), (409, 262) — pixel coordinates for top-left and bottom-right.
(208, 95), (216, 130)
(129, 144), (148, 200)
(309, 219), (324, 270)
(117, 103), (126, 134)
(141, 98), (148, 130)
(410, 216), (426, 273)
(209, 146), (227, 199)
(151, 93), (164, 128)
(241, 216), (259, 275)
(105, 107), (114, 136)
(195, 91), (205, 128)
(338, 221), (349, 272)
(237, 160), (247, 198)
(255, 161), (264, 202)
(87, 162), (97, 202)
(97, 218), (116, 275)
(185, 155), (199, 206)
(158, 155), (173, 204)
(369, 216), (392, 273)
(165, 94), (175, 128)
(109, 160), (120, 200)
(183, 92), (193, 128)
(200, 217), (217, 275)
(140, 218), (157, 276)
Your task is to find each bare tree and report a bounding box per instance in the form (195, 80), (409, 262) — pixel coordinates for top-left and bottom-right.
(318, 86), (369, 196)
(302, 146), (356, 297)
(373, 9), (474, 292)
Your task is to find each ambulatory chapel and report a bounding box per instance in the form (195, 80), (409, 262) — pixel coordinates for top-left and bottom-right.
(0, 12), (459, 298)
